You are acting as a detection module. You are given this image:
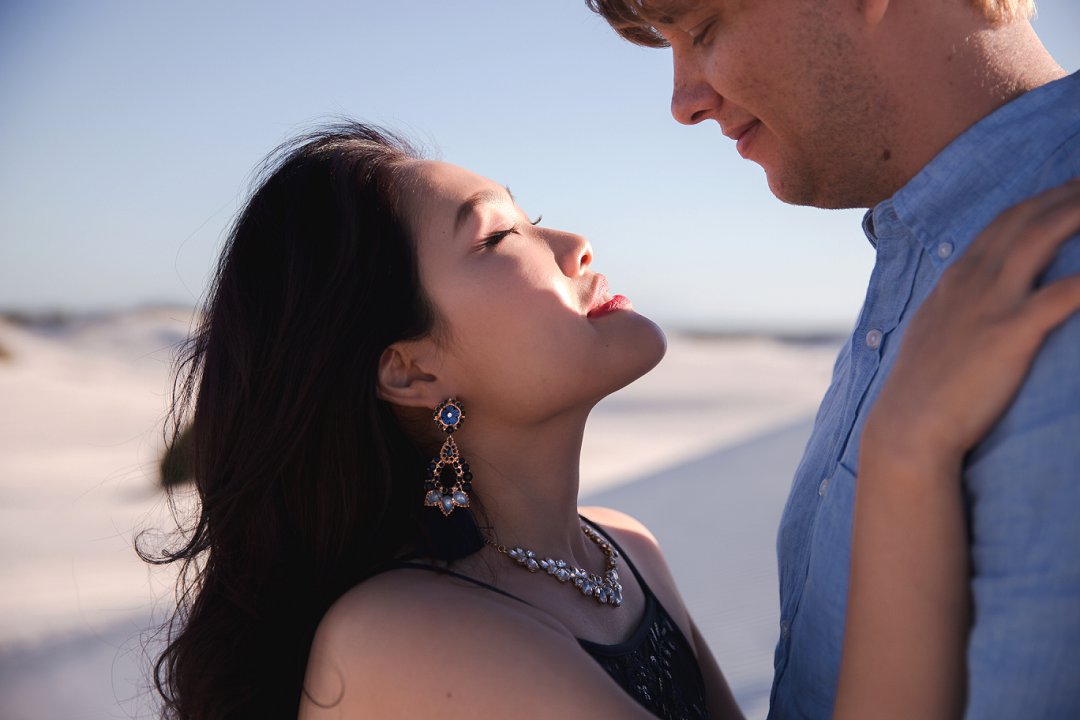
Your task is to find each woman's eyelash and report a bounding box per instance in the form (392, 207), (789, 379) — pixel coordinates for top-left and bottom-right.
(482, 226), (518, 248)
(482, 214), (542, 248)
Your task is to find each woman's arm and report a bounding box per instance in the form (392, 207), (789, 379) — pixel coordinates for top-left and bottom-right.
(835, 429), (971, 718)
(834, 180), (1080, 719)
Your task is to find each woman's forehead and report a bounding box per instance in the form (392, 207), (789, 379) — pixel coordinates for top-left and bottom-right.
(406, 161), (491, 206)
(402, 161), (511, 243)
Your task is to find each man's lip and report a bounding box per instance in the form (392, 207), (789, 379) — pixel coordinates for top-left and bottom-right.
(724, 119), (762, 158)
(723, 119), (760, 142)
(735, 121), (761, 159)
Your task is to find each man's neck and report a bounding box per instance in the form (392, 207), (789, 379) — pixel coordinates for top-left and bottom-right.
(869, 16), (1064, 205)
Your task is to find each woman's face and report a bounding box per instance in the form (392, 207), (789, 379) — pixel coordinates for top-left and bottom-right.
(404, 160), (666, 424)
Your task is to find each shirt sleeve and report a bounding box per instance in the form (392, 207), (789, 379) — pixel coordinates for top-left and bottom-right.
(962, 235), (1080, 719)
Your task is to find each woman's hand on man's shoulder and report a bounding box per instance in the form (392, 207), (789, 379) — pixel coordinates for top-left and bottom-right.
(298, 567), (655, 720)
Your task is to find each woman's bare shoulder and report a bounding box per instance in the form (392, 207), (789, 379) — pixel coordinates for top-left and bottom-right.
(307, 567), (566, 651)
(578, 506), (661, 559)
(578, 506), (695, 626)
(299, 567), (654, 720)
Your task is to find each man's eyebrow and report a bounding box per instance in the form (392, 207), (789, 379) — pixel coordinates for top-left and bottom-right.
(454, 186), (515, 232)
(645, 0), (702, 25)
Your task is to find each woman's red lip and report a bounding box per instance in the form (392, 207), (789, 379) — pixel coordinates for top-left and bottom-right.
(587, 295), (633, 318)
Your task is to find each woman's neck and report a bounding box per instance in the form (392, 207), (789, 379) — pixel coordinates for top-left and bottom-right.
(451, 409), (596, 563)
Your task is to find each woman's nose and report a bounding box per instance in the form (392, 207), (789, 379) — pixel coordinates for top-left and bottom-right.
(552, 229), (592, 277)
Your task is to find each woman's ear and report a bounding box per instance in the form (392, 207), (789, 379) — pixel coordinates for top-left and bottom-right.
(376, 340), (447, 409)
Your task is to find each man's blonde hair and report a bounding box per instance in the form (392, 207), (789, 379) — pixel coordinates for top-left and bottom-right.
(586, 0), (1037, 49)
(974, 0), (1036, 23)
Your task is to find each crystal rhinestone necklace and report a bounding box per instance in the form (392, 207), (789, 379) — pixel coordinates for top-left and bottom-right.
(486, 523), (624, 608)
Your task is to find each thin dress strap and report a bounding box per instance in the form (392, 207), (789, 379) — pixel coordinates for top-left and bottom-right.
(392, 561), (535, 608)
(578, 514), (651, 595)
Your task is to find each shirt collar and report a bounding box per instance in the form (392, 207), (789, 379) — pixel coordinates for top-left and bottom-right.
(864, 70), (1080, 255)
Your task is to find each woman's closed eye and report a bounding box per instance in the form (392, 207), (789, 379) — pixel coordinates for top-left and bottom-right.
(481, 226), (519, 249)
(480, 215), (543, 250)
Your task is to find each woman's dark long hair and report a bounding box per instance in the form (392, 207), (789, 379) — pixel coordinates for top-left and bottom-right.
(140, 122), (479, 718)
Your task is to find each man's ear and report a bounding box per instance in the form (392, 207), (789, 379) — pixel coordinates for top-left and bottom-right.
(376, 341), (447, 409)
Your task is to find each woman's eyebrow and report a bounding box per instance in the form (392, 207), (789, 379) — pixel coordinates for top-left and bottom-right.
(454, 186), (515, 232)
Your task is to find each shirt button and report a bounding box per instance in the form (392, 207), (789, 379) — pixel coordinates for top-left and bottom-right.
(865, 328), (883, 350)
(936, 241), (954, 260)
(780, 620), (791, 639)
(818, 477), (831, 496)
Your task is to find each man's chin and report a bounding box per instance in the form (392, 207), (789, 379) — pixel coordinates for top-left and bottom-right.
(765, 165), (873, 210)
(765, 166), (818, 207)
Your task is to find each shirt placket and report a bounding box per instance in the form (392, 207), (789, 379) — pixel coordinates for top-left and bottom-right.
(777, 207), (922, 687)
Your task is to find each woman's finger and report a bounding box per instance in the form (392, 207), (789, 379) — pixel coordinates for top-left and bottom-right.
(1022, 273), (1080, 338)
(960, 179), (1080, 277)
(1001, 192), (1080, 290)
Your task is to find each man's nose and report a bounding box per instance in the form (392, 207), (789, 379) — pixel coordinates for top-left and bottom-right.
(670, 53), (722, 126)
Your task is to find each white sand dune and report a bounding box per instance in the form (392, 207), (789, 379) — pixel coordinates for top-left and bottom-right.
(582, 332), (835, 495)
(0, 311), (837, 719)
(0, 311), (193, 649)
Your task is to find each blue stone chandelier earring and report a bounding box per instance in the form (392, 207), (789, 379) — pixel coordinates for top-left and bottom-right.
(423, 398), (473, 517)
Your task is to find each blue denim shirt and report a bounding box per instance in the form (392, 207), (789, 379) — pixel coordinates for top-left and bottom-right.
(769, 71), (1080, 719)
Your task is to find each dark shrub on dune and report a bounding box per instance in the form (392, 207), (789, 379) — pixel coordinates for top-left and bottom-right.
(159, 425), (194, 487)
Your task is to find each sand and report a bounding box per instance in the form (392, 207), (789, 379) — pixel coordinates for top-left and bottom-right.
(0, 310), (838, 719)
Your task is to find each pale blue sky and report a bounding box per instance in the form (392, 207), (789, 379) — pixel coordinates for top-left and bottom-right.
(1, 1), (1077, 330)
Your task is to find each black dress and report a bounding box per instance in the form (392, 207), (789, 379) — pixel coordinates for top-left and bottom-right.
(396, 520), (711, 719)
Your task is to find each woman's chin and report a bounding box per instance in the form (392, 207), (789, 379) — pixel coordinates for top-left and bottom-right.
(596, 314), (668, 397)
(635, 314), (668, 374)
